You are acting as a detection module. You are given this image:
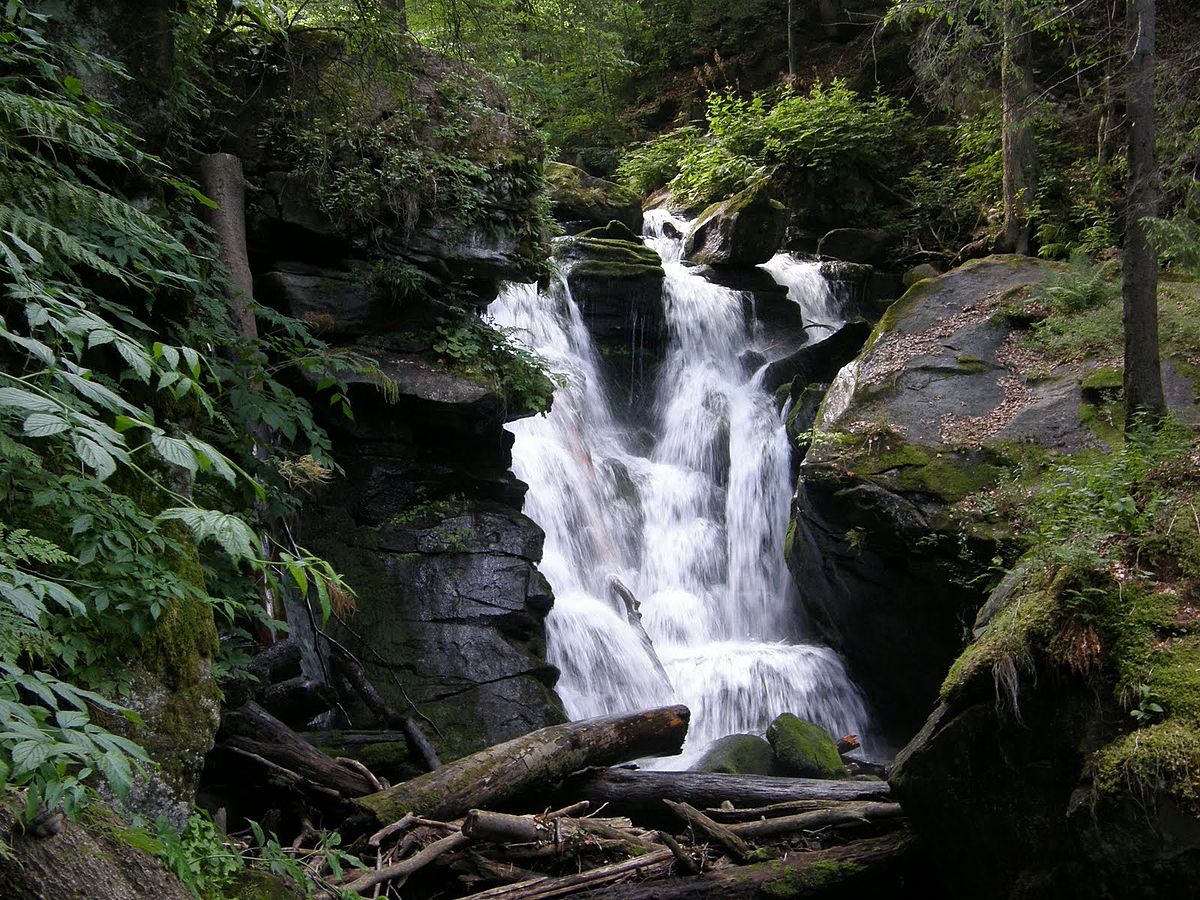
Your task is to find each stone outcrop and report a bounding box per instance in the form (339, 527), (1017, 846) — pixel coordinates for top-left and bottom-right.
(789, 255), (1199, 742)
(302, 351), (566, 761)
(684, 181), (788, 266)
(546, 161), (643, 235)
(890, 562), (1200, 899)
(817, 227), (896, 265)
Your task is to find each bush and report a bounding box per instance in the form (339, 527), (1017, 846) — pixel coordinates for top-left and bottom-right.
(617, 80), (910, 218)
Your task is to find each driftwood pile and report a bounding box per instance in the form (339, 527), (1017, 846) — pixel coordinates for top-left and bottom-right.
(205, 643), (911, 898)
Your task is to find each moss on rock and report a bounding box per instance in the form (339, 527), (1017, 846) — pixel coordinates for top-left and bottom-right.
(693, 733), (778, 775)
(766, 714), (846, 779)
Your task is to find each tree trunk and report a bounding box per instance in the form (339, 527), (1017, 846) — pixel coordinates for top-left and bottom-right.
(1123, 0), (1166, 423)
(198, 153), (258, 340)
(355, 706), (691, 824)
(787, 0), (798, 78)
(569, 770), (890, 823)
(1000, 0), (1035, 255)
(550, 831), (916, 900)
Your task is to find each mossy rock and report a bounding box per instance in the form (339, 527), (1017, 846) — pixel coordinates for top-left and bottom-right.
(693, 733), (778, 775)
(766, 714), (847, 779)
(546, 162), (642, 233)
(684, 179), (787, 266)
(227, 870), (306, 900)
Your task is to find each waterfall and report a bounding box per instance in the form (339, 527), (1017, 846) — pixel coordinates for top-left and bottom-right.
(492, 213), (873, 765)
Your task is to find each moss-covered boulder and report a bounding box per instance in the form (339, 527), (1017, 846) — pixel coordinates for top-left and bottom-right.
(817, 227), (896, 266)
(684, 180), (787, 266)
(766, 714), (847, 778)
(891, 557), (1200, 898)
(693, 733), (778, 775)
(546, 161), (643, 235)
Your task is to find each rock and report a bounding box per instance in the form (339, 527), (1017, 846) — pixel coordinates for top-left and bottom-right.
(766, 714), (847, 779)
(903, 263), (942, 286)
(890, 563), (1200, 898)
(256, 262), (381, 336)
(684, 181), (788, 266)
(546, 161), (643, 235)
(762, 320), (872, 393)
(556, 235), (667, 362)
(0, 800), (194, 899)
(817, 227), (896, 266)
(788, 257), (1059, 741)
(693, 734), (778, 775)
(785, 381), (828, 453)
(578, 219), (642, 243)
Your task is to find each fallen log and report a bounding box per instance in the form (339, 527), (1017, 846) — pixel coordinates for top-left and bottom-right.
(355, 706), (690, 825)
(459, 848), (675, 900)
(332, 831), (472, 897)
(260, 675), (336, 726)
(727, 801), (904, 840)
(560, 830), (916, 899)
(220, 701), (376, 799)
(662, 800), (750, 863)
(702, 799), (843, 822)
(571, 770), (890, 822)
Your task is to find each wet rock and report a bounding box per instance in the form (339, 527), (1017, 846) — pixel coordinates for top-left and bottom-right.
(684, 181), (788, 266)
(578, 220), (642, 243)
(693, 734), (778, 775)
(817, 227), (896, 266)
(256, 262), (381, 337)
(556, 235), (667, 374)
(546, 161), (643, 235)
(762, 320), (872, 393)
(766, 714), (847, 779)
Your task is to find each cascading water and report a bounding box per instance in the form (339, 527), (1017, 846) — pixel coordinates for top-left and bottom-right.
(492, 211), (873, 765)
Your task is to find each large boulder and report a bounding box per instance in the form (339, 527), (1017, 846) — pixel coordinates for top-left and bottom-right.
(817, 227), (896, 266)
(789, 255), (1199, 743)
(766, 714), (847, 779)
(762, 319), (872, 392)
(693, 734), (778, 775)
(556, 235), (667, 352)
(684, 181), (788, 266)
(546, 162), (643, 235)
(890, 560), (1200, 898)
(302, 351), (566, 760)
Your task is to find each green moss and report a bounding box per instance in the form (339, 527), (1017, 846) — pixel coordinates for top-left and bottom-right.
(1145, 636), (1200, 725)
(956, 354), (990, 374)
(756, 858), (867, 895)
(1081, 366), (1123, 392)
(569, 260), (663, 280)
(841, 431), (1003, 503)
(694, 734), (777, 775)
(1093, 720), (1200, 805)
(941, 574), (1055, 699)
(766, 714), (847, 779)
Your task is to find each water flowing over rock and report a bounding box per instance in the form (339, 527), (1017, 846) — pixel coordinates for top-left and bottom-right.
(492, 213), (873, 765)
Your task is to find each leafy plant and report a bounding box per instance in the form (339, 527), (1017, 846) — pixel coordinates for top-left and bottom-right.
(1129, 683), (1167, 723)
(1036, 252), (1121, 314)
(433, 316), (562, 414)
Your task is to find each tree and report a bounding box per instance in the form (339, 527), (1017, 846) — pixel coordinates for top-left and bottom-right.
(1122, 0), (1166, 422)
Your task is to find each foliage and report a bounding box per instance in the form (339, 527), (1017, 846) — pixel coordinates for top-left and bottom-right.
(434, 316), (562, 414)
(0, 1), (360, 824)
(1034, 252), (1120, 314)
(150, 808), (362, 899)
(615, 125), (705, 197)
(619, 80), (910, 217)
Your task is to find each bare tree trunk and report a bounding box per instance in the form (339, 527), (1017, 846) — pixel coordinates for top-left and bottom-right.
(1123, 0), (1166, 423)
(199, 153), (258, 340)
(1000, 0), (1035, 255)
(787, 0), (798, 78)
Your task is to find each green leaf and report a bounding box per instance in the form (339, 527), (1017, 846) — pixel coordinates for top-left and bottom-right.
(0, 387), (59, 414)
(22, 412), (69, 437)
(150, 433), (198, 474)
(72, 434), (117, 480)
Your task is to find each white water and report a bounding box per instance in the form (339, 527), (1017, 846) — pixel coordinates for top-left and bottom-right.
(492, 212), (873, 765)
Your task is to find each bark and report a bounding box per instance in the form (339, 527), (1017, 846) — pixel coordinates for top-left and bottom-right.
(198, 153), (258, 339)
(260, 675), (336, 725)
(355, 706), (691, 825)
(557, 831), (916, 900)
(727, 801), (904, 839)
(219, 701), (377, 799)
(571, 770), (890, 822)
(1000, 0), (1036, 255)
(331, 645), (442, 770)
(662, 800), (750, 863)
(332, 831), (471, 897)
(459, 849), (675, 900)
(787, 0), (798, 78)
(1123, 0), (1166, 423)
